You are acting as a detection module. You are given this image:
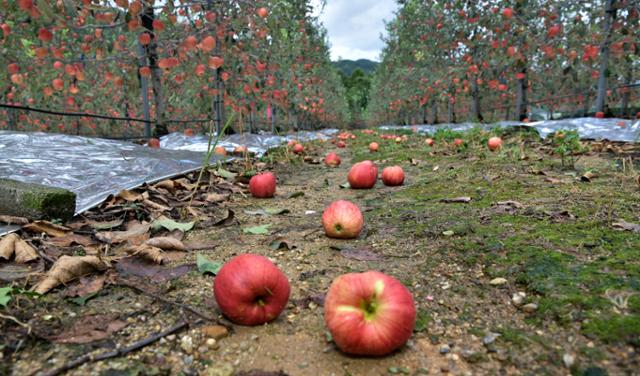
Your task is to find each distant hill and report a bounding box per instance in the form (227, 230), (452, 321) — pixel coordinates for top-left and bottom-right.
(333, 59), (379, 76)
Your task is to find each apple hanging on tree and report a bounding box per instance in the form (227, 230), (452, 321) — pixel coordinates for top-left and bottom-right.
(322, 200), (364, 239)
(324, 271), (416, 356)
(213, 254), (290, 326)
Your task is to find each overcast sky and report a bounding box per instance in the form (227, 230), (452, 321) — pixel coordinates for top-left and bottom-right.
(310, 0), (398, 62)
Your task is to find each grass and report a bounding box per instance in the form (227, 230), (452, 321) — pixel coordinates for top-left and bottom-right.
(345, 127), (640, 346)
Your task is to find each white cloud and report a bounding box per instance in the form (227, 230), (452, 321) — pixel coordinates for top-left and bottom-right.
(310, 0), (397, 61)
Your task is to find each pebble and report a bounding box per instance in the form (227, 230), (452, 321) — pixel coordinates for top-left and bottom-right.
(489, 277), (507, 286)
(206, 363), (234, 376)
(563, 353), (575, 368)
(202, 325), (229, 340)
(439, 345), (450, 354)
(483, 332), (501, 346)
(166, 335), (176, 341)
(512, 292), (526, 306)
(522, 303), (538, 313)
(180, 335), (194, 354)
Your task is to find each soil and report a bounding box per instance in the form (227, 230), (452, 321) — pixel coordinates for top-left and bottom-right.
(2, 127), (639, 376)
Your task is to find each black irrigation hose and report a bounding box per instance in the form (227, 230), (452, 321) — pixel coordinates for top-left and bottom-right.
(0, 103), (212, 124)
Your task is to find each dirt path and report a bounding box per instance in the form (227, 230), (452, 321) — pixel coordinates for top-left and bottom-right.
(5, 129), (640, 375)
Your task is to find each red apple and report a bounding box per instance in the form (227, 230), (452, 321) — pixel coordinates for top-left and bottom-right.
(425, 138), (434, 147)
(337, 141), (346, 148)
(595, 112), (605, 119)
(234, 145), (248, 154)
(287, 139), (298, 147)
(453, 138), (463, 147)
(324, 271), (416, 356)
(488, 137), (502, 151)
(322, 200), (364, 239)
(369, 142), (379, 152)
(249, 172), (276, 198)
(213, 254), (290, 326)
(293, 143), (304, 154)
(381, 166), (404, 186)
(184, 129), (194, 136)
(348, 160), (378, 189)
(325, 152), (341, 167)
(215, 146), (227, 156)
(148, 138), (160, 148)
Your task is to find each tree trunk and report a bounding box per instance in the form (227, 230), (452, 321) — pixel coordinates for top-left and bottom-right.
(448, 99), (456, 123)
(594, 0), (617, 113)
(472, 78), (482, 122)
(515, 68), (528, 121)
(433, 101), (439, 124)
(136, 42), (152, 138)
(620, 66), (633, 117)
(141, 6), (167, 137)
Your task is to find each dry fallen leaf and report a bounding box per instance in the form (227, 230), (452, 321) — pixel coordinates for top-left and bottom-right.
(143, 199), (171, 212)
(0, 233), (39, 263)
(205, 192), (230, 203)
(0, 215), (29, 225)
(117, 189), (144, 202)
(22, 221), (71, 237)
(441, 196), (472, 203)
(34, 255), (110, 294)
(612, 219), (640, 233)
(48, 234), (97, 247)
(49, 313), (127, 344)
(64, 274), (108, 298)
(154, 179), (178, 192)
(95, 222), (150, 245)
(129, 244), (165, 264)
(144, 237), (187, 251)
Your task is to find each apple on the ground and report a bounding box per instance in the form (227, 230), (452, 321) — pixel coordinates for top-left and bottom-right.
(381, 166), (404, 186)
(213, 254), (290, 326)
(249, 172), (276, 198)
(348, 160), (378, 189)
(324, 271), (416, 356)
(322, 200), (364, 239)
(325, 152), (341, 167)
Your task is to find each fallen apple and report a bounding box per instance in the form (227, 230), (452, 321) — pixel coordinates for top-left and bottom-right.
(322, 200), (364, 239)
(425, 138), (434, 147)
(595, 112), (605, 119)
(287, 139), (298, 147)
(215, 146), (227, 156)
(148, 138), (160, 148)
(337, 141), (346, 148)
(213, 254), (290, 326)
(348, 160), (378, 189)
(234, 145), (248, 154)
(487, 137), (502, 151)
(249, 172), (276, 198)
(293, 143), (304, 154)
(325, 152), (341, 167)
(324, 271), (416, 356)
(369, 142), (379, 152)
(381, 166), (404, 186)
(184, 129), (195, 136)
(453, 138), (463, 147)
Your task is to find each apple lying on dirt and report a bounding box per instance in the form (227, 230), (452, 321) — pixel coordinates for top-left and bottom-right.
(249, 172), (276, 198)
(348, 160), (378, 189)
(381, 166), (404, 186)
(234, 145), (248, 154)
(148, 138), (160, 148)
(325, 152), (341, 167)
(215, 146), (227, 156)
(337, 141), (346, 148)
(595, 111), (605, 119)
(453, 138), (463, 147)
(184, 129), (195, 136)
(369, 142), (379, 152)
(425, 138), (434, 147)
(488, 137), (502, 151)
(287, 139), (298, 147)
(213, 254), (290, 326)
(293, 143), (304, 154)
(324, 271), (416, 356)
(322, 200), (364, 239)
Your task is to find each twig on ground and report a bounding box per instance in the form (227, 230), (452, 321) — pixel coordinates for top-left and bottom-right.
(38, 320), (192, 376)
(0, 312), (32, 334)
(116, 279), (220, 323)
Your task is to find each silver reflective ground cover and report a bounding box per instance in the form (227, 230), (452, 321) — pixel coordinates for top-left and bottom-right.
(380, 117), (640, 142)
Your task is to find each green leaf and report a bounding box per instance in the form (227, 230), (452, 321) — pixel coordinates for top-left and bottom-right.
(264, 207), (290, 215)
(217, 168), (237, 179)
(243, 224), (271, 235)
(287, 191), (305, 199)
(70, 292), (98, 306)
(152, 218), (195, 232)
(414, 310), (431, 332)
(0, 287), (12, 307)
(197, 254), (222, 275)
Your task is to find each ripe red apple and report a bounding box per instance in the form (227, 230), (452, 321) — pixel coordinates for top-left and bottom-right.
(425, 138), (434, 146)
(257, 7), (269, 18)
(369, 142), (379, 152)
(337, 141), (346, 148)
(213, 254), (290, 326)
(322, 200), (364, 239)
(287, 139), (298, 147)
(324, 271), (416, 356)
(348, 160), (378, 189)
(381, 166), (404, 186)
(293, 143), (304, 154)
(184, 129), (194, 136)
(325, 152), (341, 167)
(234, 145), (247, 154)
(249, 172), (276, 198)
(488, 137), (502, 151)
(215, 146), (227, 156)
(595, 112), (605, 119)
(453, 138), (463, 147)
(148, 138), (160, 148)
